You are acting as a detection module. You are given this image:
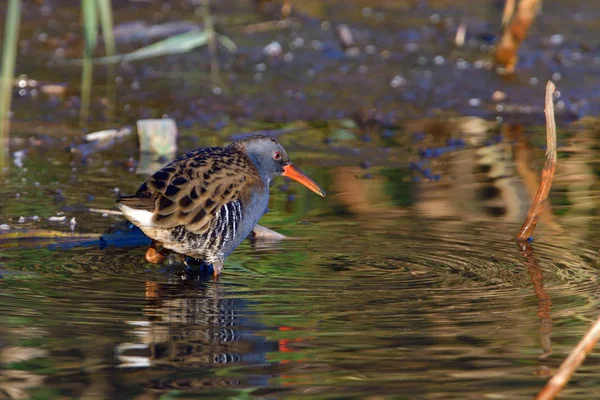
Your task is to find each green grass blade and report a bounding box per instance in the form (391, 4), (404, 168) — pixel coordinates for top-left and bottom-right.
(96, 0), (115, 56)
(91, 30), (210, 64)
(96, 0), (116, 120)
(67, 28), (239, 66)
(216, 34), (238, 53)
(0, 0), (22, 173)
(81, 0), (98, 56)
(80, 0), (99, 126)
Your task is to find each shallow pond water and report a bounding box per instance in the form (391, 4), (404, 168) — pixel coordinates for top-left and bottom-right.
(2, 118), (600, 399)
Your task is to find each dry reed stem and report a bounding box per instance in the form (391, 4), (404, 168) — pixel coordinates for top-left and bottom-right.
(501, 0), (516, 28)
(495, 0), (542, 73)
(516, 81), (556, 241)
(536, 316), (600, 400)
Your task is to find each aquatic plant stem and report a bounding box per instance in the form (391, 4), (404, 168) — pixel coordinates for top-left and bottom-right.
(201, 0), (225, 92)
(515, 81), (556, 241)
(536, 316), (600, 400)
(80, 0), (99, 126)
(96, 0), (116, 120)
(0, 0), (22, 173)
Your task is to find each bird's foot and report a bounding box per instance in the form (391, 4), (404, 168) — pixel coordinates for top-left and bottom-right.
(145, 241), (168, 264)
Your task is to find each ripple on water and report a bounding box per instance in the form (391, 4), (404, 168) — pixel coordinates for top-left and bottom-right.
(1, 213), (600, 399)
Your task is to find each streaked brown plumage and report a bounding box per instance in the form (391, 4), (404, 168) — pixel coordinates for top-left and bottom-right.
(116, 135), (326, 277)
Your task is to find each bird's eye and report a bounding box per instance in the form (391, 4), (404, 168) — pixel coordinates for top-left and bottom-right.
(273, 151), (282, 160)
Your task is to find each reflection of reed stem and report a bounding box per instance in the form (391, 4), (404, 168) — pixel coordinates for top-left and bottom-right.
(0, 0), (22, 173)
(519, 242), (552, 358)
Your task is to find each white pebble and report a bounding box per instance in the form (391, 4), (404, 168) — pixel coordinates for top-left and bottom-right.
(469, 98), (482, 107)
(548, 34), (564, 46)
(456, 59), (470, 70)
(18, 216), (25, 223)
(390, 75), (406, 88)
(263, 41), (282, 57)
(291, 37), (305, 48)
(0, 224), (10, 230)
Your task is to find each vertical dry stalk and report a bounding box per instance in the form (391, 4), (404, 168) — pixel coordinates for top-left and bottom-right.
(515, 81), (556, 241)
(536, 316), (600, 400)
(501, 0), (516, 28)
(495, 0), (542, 73)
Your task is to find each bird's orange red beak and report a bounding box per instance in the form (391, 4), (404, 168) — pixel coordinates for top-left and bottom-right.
(283, 164), (326, 198)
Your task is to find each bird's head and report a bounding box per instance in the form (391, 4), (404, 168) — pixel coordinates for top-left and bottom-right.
(233, 135), (326, 197)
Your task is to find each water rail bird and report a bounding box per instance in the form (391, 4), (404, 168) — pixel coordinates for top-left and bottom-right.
(116, 135), (326, 277)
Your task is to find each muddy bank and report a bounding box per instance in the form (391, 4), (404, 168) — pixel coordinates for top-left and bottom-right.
(2, 0), (600, 130)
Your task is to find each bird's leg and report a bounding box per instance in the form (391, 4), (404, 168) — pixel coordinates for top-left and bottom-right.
(180, 255), (201, 280)
(180, 255), (215, 280)
(180, 254), (200, 271)
(213, 260), (224, 280)
(145, 241), (168, 264)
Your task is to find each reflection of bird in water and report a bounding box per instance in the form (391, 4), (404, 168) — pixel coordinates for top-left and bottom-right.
(117, 135), (326, 278)
(117, 280), (279, 391)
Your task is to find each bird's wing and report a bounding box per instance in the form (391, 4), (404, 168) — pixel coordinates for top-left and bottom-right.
(118, 147), (264, 234)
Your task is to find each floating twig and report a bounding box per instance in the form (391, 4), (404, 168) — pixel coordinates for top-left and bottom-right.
(515, 81), (556, 242)
(88, 208), (123, 216)
(495, 0), (542, 73)
(250, 224), (287, 240)
(230, 19), (291, 34)
(536, 316), (600, 400)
